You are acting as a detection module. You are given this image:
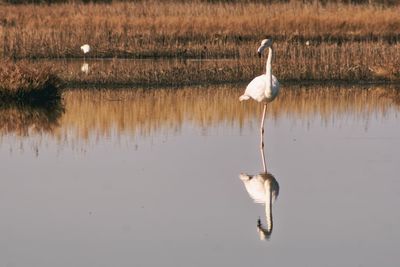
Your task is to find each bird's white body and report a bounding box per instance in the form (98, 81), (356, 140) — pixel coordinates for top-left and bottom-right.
(81, 44), (90, 54)
(239, 39), (280, 103)
(239, 38), (280, 151)
(241, 74), (280, 102)
(239, 173), (279, 204)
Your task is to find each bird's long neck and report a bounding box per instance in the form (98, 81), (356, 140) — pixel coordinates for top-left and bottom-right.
(257, 180), (273, 240)
(265, 47), (273, 92)
(264, 181), (273, 233)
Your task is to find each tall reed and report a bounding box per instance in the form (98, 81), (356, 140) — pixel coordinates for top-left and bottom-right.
(30, 40), (400, 86)
(1, 2), (399, 59)
(0, 60), (63, 103)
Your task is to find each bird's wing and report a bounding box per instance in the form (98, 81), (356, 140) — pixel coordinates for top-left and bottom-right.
(272, 75), (279, 89)
(242, 176), (267, 204)
(244, 74), (266, 102)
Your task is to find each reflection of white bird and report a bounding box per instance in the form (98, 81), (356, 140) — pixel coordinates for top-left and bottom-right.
(81, 62), (89, 74)
(239, 38), (280, 149)
(240, 172), (279, 240)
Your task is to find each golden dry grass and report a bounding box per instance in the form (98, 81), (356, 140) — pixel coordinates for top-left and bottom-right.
(1, 2), (399, 83)
(0, 60), (63, 102)
(1, 1), (400, 59)
(26, 45), (400, 87)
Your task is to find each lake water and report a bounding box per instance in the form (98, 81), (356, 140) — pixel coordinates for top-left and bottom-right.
(1, 85), (400, 267)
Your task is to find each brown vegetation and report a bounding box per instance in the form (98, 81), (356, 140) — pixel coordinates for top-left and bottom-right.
(1, 1), (399, 59)
(0, 61), (63, 102)
(28, 47), (400, 87)
(1, 1), (399, 83)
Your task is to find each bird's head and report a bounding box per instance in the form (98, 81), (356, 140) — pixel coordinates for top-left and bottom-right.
(257, 37), (273, 58)
(239, 173), (252, 181)
(257, 217), (273, 240)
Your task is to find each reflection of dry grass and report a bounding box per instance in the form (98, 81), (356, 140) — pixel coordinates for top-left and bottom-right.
(1, 84), (398, 141)
(54, 85), (399, 141)
(0, 101), (64, 136)
(374, 87), (400, 105)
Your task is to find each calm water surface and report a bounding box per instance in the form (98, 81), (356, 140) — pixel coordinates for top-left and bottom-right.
(1, 85), (400, 267)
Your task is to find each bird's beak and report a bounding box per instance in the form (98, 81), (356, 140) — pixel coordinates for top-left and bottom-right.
(239, 173), (251, 181)
(258, 51), (262, 58)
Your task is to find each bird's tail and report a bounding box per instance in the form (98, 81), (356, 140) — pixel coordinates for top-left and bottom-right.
(239, 94), (250, 101)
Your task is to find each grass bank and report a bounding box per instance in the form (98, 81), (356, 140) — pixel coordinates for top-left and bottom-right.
(33, 52), (400, 88)
(0, 61), (63, 103)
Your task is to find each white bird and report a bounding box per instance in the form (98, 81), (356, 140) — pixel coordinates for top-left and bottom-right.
(80, 44), (90, 54)
(81, 44), (90, 62)
(239, 38), (280, 149)
(240, 172), (279, 240)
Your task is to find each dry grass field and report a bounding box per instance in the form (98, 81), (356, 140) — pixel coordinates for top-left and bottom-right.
(1, 1), (400, 58)
(0, 60), (63, 102)
(1, 1), (399, 83)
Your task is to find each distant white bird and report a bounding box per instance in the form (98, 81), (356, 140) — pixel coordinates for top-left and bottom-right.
(80, 44), (90, 54)
(239, 38), (280, 149)
(81, 44), (90, 62)
(240, 172), (279, 240)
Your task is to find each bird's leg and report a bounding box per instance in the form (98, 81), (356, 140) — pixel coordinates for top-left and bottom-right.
(260, 103), (267, 173)
(260, 103), (267, 148)
(261, 142), (267, 173)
